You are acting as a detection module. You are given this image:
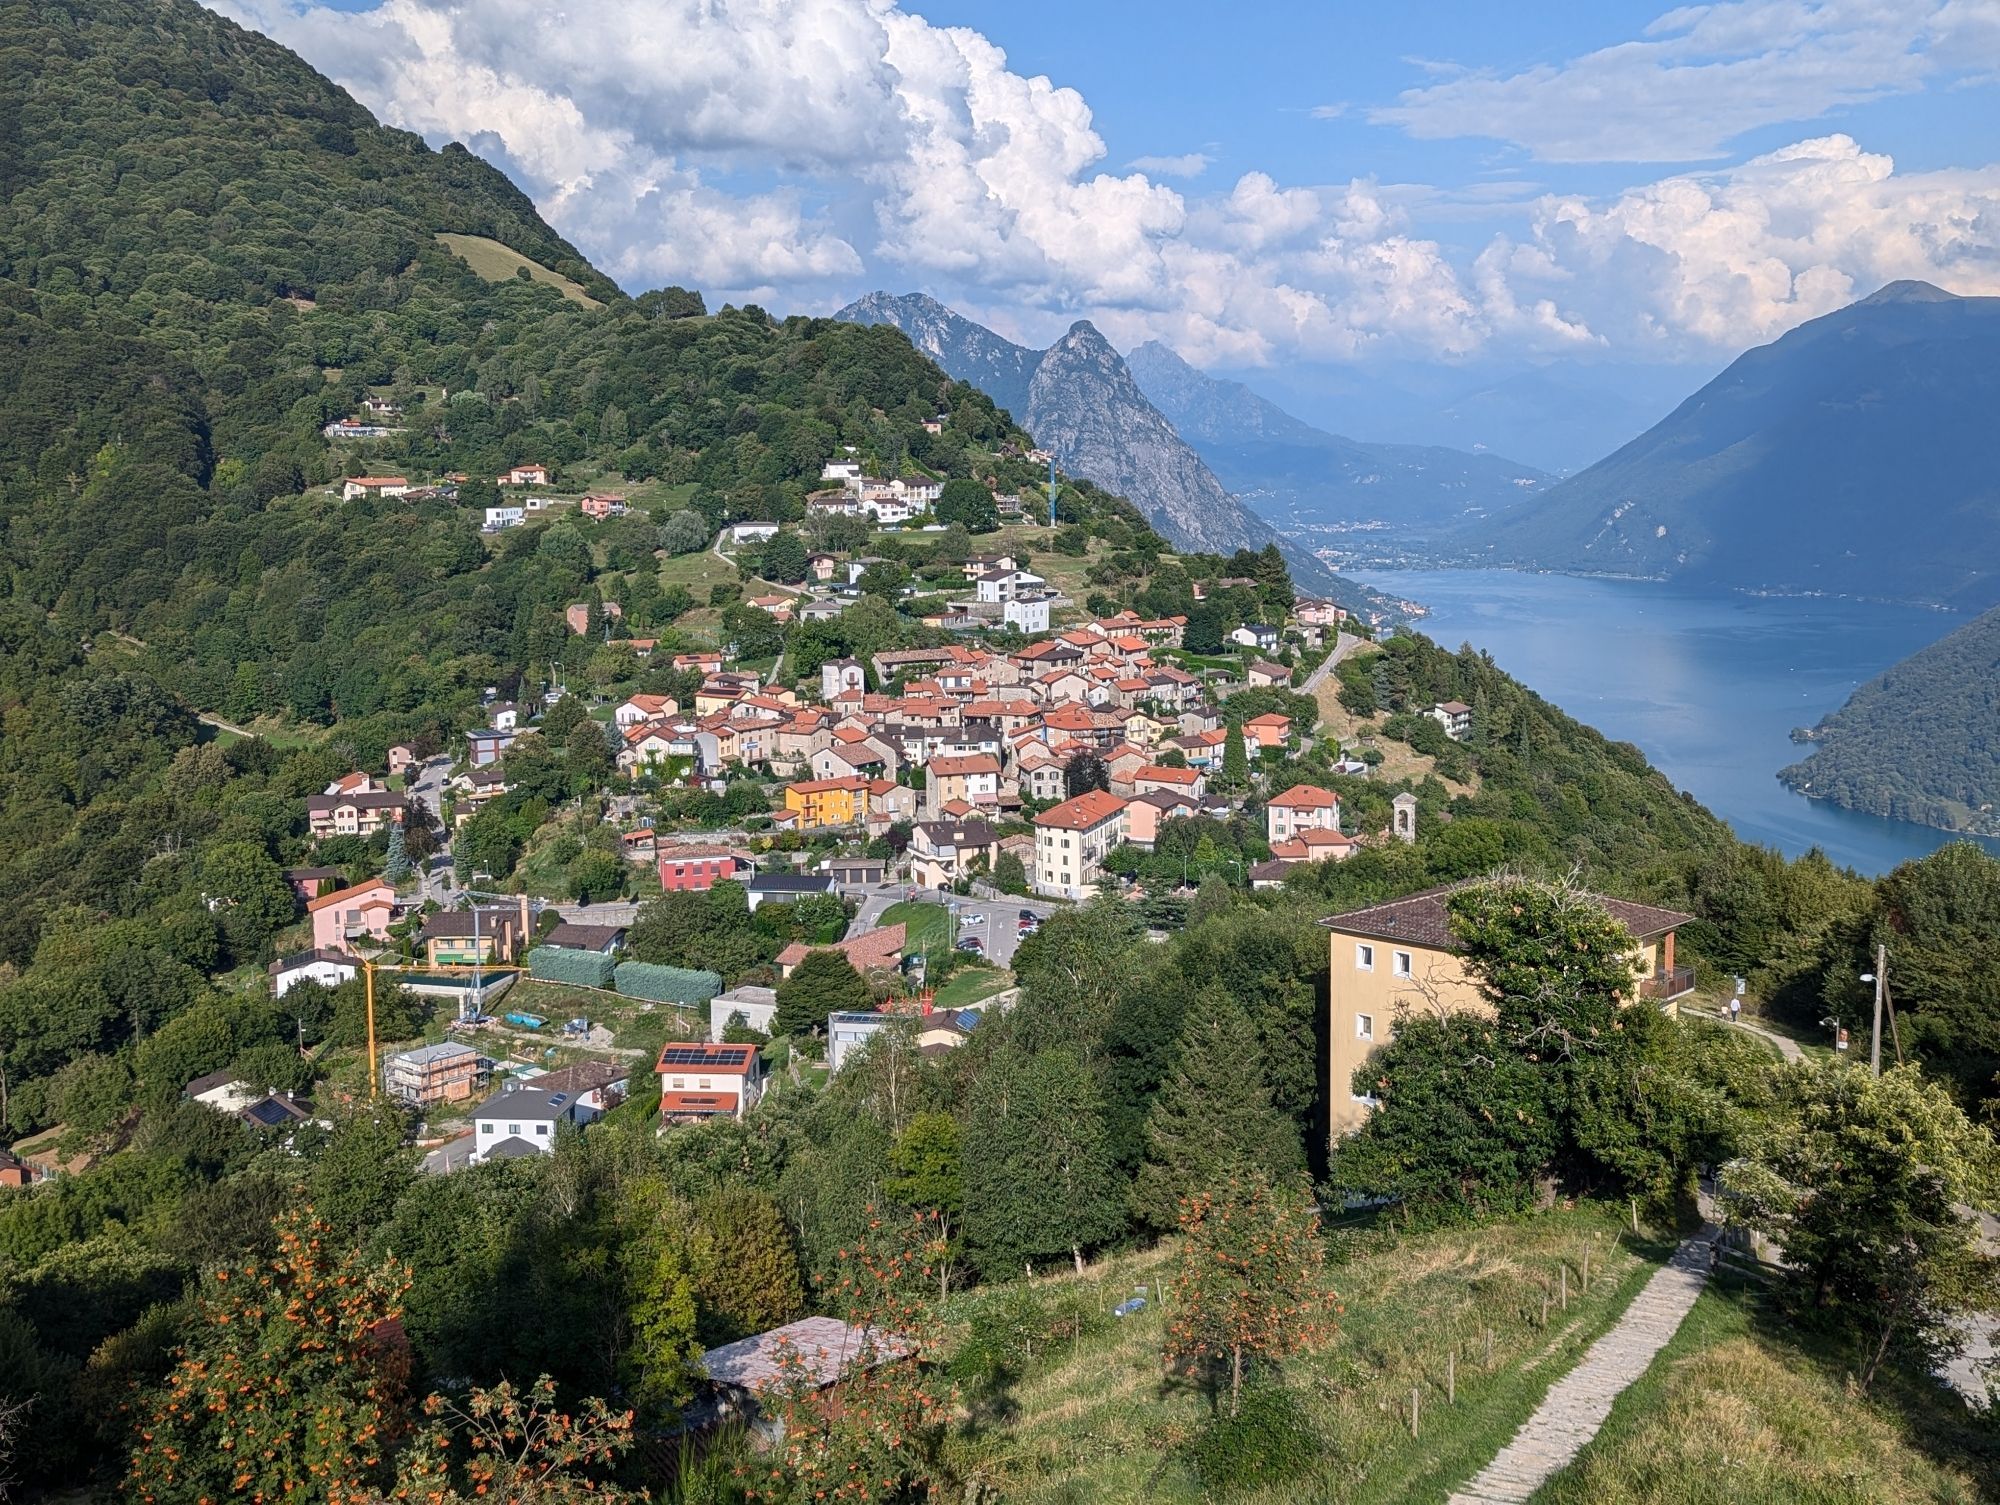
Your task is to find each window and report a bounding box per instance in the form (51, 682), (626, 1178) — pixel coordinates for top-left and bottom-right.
(1356, 1013), (1374, 1041)
(480, 1122), (495, 1135)
(1393, 951), (1413, 978)
(507, 1124), (520, 1137)
(535, 1124), (550, 1137)
(1355, 943), (1374, 971)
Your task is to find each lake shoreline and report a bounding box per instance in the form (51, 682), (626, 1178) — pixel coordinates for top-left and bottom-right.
(1352, 567), (2000, 876)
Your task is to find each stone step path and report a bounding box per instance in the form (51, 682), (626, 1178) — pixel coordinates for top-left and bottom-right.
(1447, 1236), (1715, 1505)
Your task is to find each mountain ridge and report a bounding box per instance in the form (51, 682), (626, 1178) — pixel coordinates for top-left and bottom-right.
(834, 290), (1377, 607)
(1125, 340), (1552, 534)
(1471, 281), (2000, 608)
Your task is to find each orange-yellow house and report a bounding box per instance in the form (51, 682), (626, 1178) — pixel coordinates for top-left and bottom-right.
(1321, 882), (1694, 1140)
(784, 776), (869, 828)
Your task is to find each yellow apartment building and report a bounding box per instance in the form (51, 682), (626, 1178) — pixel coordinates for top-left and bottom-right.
(1322, 883), (1694, 1140)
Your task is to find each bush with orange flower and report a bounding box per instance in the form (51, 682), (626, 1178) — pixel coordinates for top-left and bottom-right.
(125, 1209), (414, 1504)
(1162, 1173), (1340, 1419)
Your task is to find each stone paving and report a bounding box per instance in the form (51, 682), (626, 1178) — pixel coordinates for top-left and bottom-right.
(1447, 1235), (1715, 1505)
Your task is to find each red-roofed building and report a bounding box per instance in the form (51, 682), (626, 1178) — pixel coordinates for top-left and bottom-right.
(775, 923), (906, 978)
(656, 1041), (765, 1122)
(1243, 712), (1293, 751)
(1133, 764), (1205, 798)
(1033, 790), (1128, 900)
(1266, 784), (1342, 844)
(307, 878), (397, 953)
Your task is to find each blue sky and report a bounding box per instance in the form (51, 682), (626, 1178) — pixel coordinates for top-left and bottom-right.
(220, 0), (2000, 464)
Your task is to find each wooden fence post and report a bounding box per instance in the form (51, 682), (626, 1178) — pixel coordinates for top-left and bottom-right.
(1410, 1386), (1420, 1438)
(1485, 1326), (1494, 1369)
(1447, 1349), (1456, 1405)
(1560, 1263), (1568, 1311)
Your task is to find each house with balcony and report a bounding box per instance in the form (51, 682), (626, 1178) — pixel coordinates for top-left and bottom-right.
(784, 776), (869, 829)
(1033, 790), (1128, 900)
(1319, 882), (1694, 1139)
(908, 818), (998, 889)
(308, 879), (397, 953)
(656, 1042), (766, 1123)
(417, 905), (528, 967)
(306, 788), (406, 840)
(1266, 784), (1342, 845)
(1428, 701), (1473, 741)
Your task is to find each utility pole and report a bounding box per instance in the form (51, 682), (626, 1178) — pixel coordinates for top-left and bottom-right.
(1868, 943), (1887, 1077)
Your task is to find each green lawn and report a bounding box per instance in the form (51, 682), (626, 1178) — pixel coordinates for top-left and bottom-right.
(932, 966), (1011, 1009)
(943, 1206), (1676, 1505)
(882, 899), (951, 953)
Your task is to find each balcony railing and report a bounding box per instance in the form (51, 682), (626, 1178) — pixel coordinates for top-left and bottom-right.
(1640, 965), (1696, 1001)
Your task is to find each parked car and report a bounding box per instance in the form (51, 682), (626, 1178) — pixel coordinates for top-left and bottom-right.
(961, 912), (985, 927)
(1017, 909), (1037, 922)
(954, 936), (983, 953)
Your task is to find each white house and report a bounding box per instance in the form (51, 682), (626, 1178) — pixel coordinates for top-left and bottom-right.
(1228, 623), (1279, 652)
(342, 475), (409, 501)
(820, 459), (863, 483)
(469, 1074), (609, 1163)
(726, 522), (780, 545)
(976, 568), (1046, 606)
(828, 1011), (901, 1073)
(708, 985), (779, 1042)
(268, 948), (360, 998)
(821, 658), (867, 700)
(615, 693), (678, 728)
(484, 505), (525, 530)
(1428, 701), (1473, 740)
(1004, 596), (1051, 634)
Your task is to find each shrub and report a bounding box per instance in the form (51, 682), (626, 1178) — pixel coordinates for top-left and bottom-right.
(615, 960), (723, 1004)
(529, 946), (617, 989)
(1182, 1383), (1322, 1495)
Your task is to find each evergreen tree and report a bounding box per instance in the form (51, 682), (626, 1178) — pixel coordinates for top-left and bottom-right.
(383, 810), (412, 885)
(1133, 994), (1303, 1231)
(1222, 722), (1248, 787)
(773, 950), (871, 1037)
(690, 1187), (805, 1345)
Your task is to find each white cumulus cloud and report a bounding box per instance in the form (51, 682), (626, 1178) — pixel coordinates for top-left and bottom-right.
(1373, 0), (1999, 162)
(209, 0), (2000, 371)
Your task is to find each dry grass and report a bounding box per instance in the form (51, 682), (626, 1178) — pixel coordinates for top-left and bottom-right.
(1538, 1281), (1995, 1505)
(1310, 644), (1478, 798)
(435, 233), (603, 308)
(943, 1207), (1671, 1505)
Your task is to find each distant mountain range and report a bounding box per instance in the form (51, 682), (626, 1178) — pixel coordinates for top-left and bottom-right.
(834, 292), (1369, 605)
(1472, 281), (2000, 609)
(1780, 602), (2000, 835)
(1124, 341), (1551, 534)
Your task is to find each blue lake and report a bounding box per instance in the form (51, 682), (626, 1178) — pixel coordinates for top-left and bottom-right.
(1354, 569), (2000, 877)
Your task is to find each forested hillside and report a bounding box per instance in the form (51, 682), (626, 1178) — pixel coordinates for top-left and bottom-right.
(1780, 605), (2000, 834)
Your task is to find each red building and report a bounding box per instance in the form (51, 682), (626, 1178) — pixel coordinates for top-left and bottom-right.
(657, 847), (743, 892)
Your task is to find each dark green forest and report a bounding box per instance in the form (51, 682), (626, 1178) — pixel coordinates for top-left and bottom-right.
(1780, 603), (2000, 835)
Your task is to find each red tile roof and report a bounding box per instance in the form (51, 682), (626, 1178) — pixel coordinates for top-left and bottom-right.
(1035, 790), (1127, 830)
(1269, 784), (1339, 809)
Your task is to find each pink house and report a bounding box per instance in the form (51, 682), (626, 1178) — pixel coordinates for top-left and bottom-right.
(308, 878), (397, 953)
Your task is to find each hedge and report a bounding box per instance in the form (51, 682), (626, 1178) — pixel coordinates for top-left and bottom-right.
(530, 946), (617, 989)
(614, 960), (723, 1004)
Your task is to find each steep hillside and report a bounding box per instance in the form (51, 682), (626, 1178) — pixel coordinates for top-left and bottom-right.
(1126, 340), (1550, 533)
(1779, 604), (2000, 834)
(1475, 282), (2000, 608)
(835, 291), (1380, 609)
